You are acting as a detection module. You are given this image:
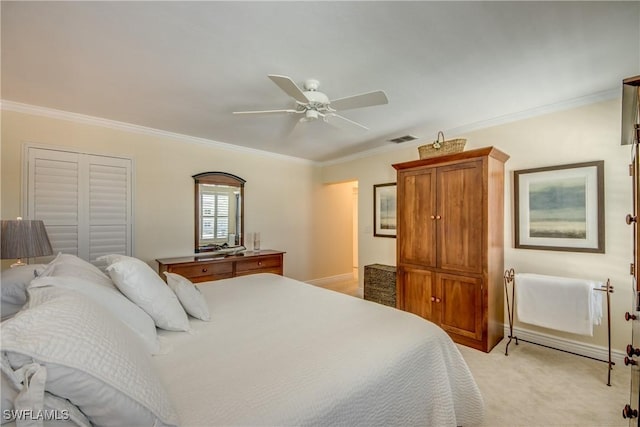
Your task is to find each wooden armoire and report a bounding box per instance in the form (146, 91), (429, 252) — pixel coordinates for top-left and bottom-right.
(393, 146), (509, 352)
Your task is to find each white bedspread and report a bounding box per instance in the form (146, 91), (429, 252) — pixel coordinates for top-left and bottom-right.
(153, 273), (484, 426)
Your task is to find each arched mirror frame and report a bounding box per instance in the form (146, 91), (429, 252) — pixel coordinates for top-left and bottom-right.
(193, 172), (245, 253)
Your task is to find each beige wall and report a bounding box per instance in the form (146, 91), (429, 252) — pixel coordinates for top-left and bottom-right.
(309, 180), (355, 280)
(0, 109), (328, 281)
(321, 98), (632, 352)
(2, 99), (632, 351)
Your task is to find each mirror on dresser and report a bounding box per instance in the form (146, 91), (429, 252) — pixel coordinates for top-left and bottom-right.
(193, 172), (245, 253)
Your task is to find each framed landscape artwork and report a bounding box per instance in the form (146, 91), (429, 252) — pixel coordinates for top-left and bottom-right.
(514, 161), (604, 253)
(374, 182), (396, 238)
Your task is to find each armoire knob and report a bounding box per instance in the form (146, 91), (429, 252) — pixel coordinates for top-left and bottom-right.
(626, 312), (637, 321)
(625, 357), (638, 366)
(623, 404), (638, 419)
(627, 344), (640, 357)
(627, 214), (638, 225)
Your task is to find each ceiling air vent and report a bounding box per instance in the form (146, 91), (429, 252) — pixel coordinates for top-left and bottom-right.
(388, 135), (418, 144)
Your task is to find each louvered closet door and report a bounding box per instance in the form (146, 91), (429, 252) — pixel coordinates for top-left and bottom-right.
(27, 149), (81, 256)
(86, 155), (131, 260)
(25, 147), (132, 262)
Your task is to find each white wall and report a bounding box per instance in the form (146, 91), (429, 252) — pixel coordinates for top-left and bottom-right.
(2, 99), (632, 352)
(0, 109), (320, 281)
(321, 98), (632, 352)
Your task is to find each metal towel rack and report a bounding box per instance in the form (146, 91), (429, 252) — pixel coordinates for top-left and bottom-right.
(503, 268), (615, 386)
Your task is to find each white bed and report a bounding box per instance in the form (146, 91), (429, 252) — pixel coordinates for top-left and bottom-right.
(1, 254), (484, 427)
(153, 273), (484, 426)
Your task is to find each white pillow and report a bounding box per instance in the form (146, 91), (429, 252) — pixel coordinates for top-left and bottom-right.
(1, 287), (179, 427)
(29, 275), (161, 354)
(0, 264), (46, 305)
(105, 257), (190, 331)
(1, 353), (91, 426)
(163, 272), (211, 321)
(39, 253), (115, 289)
(1, 301), (23, 320)
(96, 253), (130, 266)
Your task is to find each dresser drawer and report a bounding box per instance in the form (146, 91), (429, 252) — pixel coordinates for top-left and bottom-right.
(236, 255), (282, 273)
(157, 250), (285, 284)
(170, 262), (233, 280)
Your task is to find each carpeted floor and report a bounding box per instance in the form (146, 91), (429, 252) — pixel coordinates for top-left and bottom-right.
(458, 340), (629, 427)
(318, 279), (629, 426)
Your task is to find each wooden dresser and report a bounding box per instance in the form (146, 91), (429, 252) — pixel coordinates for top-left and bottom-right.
(393, 147), (509, 353)
(156, 250), (284, 283)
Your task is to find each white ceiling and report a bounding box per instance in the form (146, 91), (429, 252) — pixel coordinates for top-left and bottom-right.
(2, 1), (639, 163)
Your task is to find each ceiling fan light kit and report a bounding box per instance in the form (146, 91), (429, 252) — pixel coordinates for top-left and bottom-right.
(233, 74), (388, 132)
(301, 109), (320, 122)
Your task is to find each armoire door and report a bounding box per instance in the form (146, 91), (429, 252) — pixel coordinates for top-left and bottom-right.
(398, 267), (437, 322)
(437, 272), (483, 341)
(436, 160), (484, 273)
(397, 168), (437, 268)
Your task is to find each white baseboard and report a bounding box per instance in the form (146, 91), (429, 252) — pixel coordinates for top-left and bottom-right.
(504, 325), (625, 366)
(305, 272), (355, 287)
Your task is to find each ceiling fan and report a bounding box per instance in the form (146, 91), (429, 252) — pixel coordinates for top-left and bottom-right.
(233, 75), (388, 131)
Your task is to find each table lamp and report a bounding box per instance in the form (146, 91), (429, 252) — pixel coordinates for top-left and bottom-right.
(1, 218), (53, 267)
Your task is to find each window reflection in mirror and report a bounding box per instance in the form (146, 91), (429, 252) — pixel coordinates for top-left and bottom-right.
(193, 172), (245, 253)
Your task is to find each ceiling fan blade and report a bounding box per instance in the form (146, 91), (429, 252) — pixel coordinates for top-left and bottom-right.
(233, 109), (298, 115)
(329, 90), (388, 111)
(268, 75), (310, 104)
(324, 113), (369, 131)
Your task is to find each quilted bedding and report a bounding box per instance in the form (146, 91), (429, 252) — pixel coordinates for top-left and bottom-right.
(153, 273), (484, 426)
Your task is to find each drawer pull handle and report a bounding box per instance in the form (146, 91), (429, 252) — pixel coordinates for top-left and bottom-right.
(202, 268), (208, 273)
(258, 262), (262, 266)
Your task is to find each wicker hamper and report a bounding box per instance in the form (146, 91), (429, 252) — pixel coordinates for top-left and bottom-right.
(364, 264), (396, 307)
(418, 131), (466, 159)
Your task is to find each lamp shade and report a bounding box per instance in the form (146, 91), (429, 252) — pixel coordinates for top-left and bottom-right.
(1, 219), (53, 260)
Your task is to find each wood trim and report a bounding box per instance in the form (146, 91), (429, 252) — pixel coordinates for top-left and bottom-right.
(392, 146), (510, 171)
(623, 75), (640, 85)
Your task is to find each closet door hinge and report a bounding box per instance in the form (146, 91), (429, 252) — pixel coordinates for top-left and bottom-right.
(632, 263), (636, 276)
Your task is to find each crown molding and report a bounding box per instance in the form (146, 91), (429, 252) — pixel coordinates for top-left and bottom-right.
(0, 100), (316, 166)
(319, 88), (620, 167)
(2, 87), (619, 168)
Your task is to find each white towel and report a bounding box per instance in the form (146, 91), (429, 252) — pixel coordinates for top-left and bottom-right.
(515, 273), (602, 336)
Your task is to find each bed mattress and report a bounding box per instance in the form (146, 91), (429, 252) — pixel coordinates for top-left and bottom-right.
(153, 273), (484, 426)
